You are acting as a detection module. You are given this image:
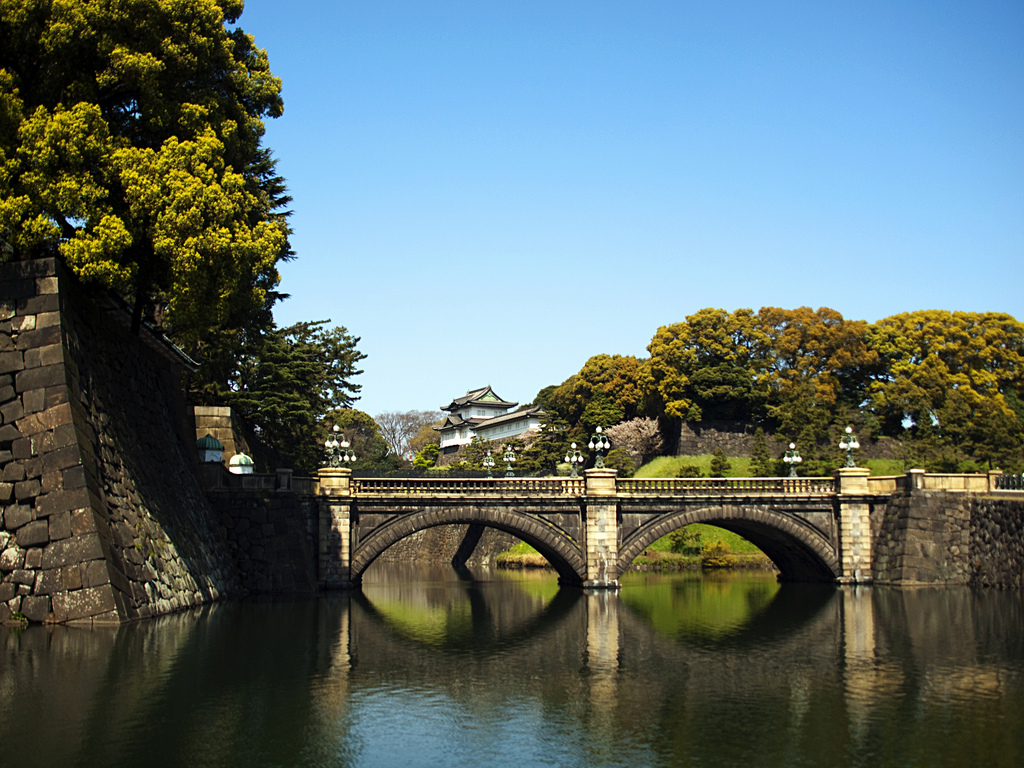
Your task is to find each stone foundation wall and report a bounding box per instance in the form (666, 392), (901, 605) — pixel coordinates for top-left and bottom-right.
(1, 258), (242, 624)
(872, 491), (1023, 587)
(203, 472), (318, 592)
(375, 524), (519, 566)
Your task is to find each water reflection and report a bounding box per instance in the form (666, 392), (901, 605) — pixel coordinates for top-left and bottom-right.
(1, 568), (1022, 768)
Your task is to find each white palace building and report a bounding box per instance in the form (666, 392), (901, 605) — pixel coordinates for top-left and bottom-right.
(434, 386), (546, 454)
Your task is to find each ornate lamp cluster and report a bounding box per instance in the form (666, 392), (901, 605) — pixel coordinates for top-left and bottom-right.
(588, 427), (611, 468)
(324, 425), (356, 468)
(839, 426), (860, 468)
(483, 450), (496, 478)
(503, 445), (517, 477)
(564, 443), (585, 478)
(783, 442), (802, 477)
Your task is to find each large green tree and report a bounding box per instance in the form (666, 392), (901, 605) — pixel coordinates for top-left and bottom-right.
(0, 0), (289, 349)
(227, 320), (366, 473)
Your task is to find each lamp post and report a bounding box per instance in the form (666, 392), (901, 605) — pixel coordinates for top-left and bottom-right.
(503, 445), (517, 477)
(483, 450), (495, 478)
(783, 442), (802, 477)
(588, 426), (611, 469)
(564, 443), (585, 478)
(839, 426), (860, 468)
(324, 425), (357, 468)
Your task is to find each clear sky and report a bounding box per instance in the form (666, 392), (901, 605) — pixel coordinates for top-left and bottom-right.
(237, 0), (1024, 417)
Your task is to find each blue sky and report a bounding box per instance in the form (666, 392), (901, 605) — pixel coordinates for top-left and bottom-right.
(237, 1), (1024, 417)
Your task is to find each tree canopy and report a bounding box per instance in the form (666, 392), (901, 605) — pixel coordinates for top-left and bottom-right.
(535, 306), (1024, 471)
(0, 0), (289, 348)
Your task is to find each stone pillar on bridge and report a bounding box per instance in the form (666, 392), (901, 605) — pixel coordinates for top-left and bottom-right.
(318, 468), (354, 589)
(583, 468), (620, 589)
(835, 467), (873, 584)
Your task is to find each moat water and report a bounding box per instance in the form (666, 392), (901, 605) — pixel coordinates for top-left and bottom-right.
(2, 565), (1022, 768)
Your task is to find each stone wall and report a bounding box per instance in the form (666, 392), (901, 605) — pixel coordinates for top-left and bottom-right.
(201, 468), (318, 592)
(872, 491), (1024, 587)
(1, 258), (242, 624)
(375, 523), (519, 566)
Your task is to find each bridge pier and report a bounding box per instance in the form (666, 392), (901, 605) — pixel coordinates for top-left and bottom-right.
(835, 468), (873, 584)
(584, 469), (621, 589)
(318, 468), (354, 589)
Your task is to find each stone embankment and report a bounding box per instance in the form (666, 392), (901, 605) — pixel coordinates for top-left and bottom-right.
(1, 259), (242, 624)
(873, 492), (1023, 587)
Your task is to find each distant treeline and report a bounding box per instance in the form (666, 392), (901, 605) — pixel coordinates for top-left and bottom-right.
(533, 307), (1024, 472)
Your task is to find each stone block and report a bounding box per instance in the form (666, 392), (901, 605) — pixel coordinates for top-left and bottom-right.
(24, 547), (42, 568)
(0, 482), (11, 502)
(1, 398), (24, 423)
(21, 387), (45, 414)
(4, 503), (33, 529)
(49, 510), (71, 541)
(62, 564), (82, 590)
(35, 486), (91, 517)
(0, 582), (14, 602)
(14, 325), (61, 352)
(0, 351), (24, 375)
(52, 585), (117, 622)
(20, 594), (50, 622)
(0, 423), (21, 443)
(0, 547), (24, 571)
(36, 312), (60, 329)
(18, 293), (59, 315)
(40, 532), (105, 569)
(12, 568), (35, 586)
(16, 519), (49, 547)
(83, 559), (111, 588)
(15, 363), (64, 394)
(33, 568), (61, 594)
(15, 478), (41, 500)
(70, 509), (96, 536)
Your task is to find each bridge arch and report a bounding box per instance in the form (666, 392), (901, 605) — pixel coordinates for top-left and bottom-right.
(617, 504), (840, 582)
(350, 504), (587, 586)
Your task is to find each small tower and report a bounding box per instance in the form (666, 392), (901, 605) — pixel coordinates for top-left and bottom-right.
(196, 434), (224, 464)
(228, 452), (255, 475)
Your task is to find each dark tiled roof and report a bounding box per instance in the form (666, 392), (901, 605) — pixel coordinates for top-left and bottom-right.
(472, 405), (546, 430)
(441, 385), (517, 412)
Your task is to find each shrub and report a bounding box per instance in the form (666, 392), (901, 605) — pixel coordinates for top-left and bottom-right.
(700, 540), (736, 569)
(675, 464), (703, 478)
(667, 527), (703, 555)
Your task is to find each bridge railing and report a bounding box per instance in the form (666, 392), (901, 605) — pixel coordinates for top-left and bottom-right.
(616, 477), (836, 495)
(350, 476), (586, 496)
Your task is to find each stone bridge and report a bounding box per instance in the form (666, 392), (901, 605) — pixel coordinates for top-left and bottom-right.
(316, 467), (973, 589)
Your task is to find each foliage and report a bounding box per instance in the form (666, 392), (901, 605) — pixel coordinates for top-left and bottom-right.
(749, 428), (772, 477)
(375, 410), (442, 464)
(0, 0), (290, 349)
(603, 448), (636, 477)
(515, 413), (574, 476)
(674, 463), (703, 478)
(225, 320), (365, 473)
(700, 540), (736, 569)
(413, 444), (440, 470)
(317, 408), (398, 473)
(605, 417), (663, 466)
(667, 527), (703, 555)
(709, 447), (731, 478)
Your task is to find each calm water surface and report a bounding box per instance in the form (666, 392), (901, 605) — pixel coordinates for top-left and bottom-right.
(2, 565), (1022, 768)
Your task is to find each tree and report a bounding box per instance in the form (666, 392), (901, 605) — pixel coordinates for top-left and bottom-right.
(709, 447), (731, 478)
(749, 427), (772, 477)
(226, 320), (365, 473)
(0, 0), (290, 350)
(758, 306), (878, 446)
(375, 410), (442, 463)
(605, 417), (663, 466)
(319, 408), (398, 473)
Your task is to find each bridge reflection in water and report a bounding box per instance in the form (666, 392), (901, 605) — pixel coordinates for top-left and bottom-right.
(2, 566), (1023, 767)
